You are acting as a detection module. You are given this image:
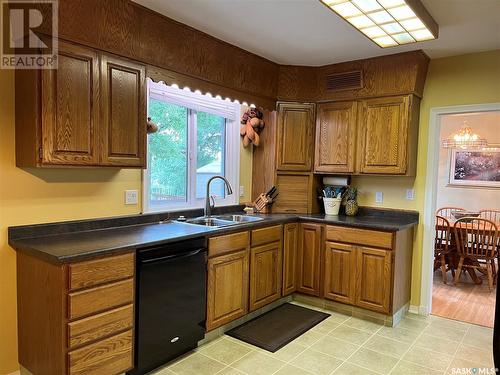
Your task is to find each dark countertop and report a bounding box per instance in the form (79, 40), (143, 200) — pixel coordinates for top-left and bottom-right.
(9, 207), (418, 264)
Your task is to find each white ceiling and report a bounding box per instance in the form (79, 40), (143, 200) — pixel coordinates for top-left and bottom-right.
(133, 0), (500, 66)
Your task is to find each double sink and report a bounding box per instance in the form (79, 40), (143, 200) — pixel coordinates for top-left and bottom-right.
(181, 214), (264, 227)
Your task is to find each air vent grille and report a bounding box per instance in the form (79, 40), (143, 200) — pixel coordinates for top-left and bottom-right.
(326, 71), (363, 91)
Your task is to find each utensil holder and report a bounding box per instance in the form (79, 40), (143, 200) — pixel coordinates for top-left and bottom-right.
(323, 198), (341, 216)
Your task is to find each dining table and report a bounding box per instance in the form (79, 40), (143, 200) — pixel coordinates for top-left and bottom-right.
(437, 216), (500, 285)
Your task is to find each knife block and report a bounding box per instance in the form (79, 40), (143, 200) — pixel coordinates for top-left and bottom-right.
(252, 193), (274, 213)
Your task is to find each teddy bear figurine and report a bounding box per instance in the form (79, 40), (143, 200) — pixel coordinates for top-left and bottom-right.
(240, 107), (265, 147)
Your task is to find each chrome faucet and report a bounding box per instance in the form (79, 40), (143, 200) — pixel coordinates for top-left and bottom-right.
(205, 175), (233, 217)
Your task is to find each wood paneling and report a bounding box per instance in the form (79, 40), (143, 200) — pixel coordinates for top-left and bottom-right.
(69, 252), (134, 291)
(249, 241), (282, 311)
(206, 250), (249, 331)
(355, 246), (392, 314)
(326, 226), (393, 249)
(276, 103), (315, 171)
(68, 330), (133, 375)
(100, 54), (146, 167)
(252, 110), (278, 200)
(41, 0), (279, 109)
(278, 51), (429, 102)
(314, 101), (357, 174)
(68, 278), (134, 320)
(324, 242), (356, 305)
(17, 252), (67, 375)
(357, 95), (410, 175)
(297, 223), (322, 296)
(41, 41), (100, 165)
(68, 304), (133, 349)
(208, 231), (249, 258)
(283, 223), (299, 296)
(251, 225), (282, 247)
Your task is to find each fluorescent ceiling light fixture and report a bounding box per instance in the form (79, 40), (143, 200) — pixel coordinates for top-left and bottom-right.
(320, 0), (438, 48)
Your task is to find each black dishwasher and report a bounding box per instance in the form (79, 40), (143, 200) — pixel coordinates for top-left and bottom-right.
(129, 237), (207, 375)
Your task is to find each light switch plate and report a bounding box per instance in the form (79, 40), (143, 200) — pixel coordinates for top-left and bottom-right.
(125, 190), (138, 205)
(375, 191), (383, 204)
(239, 186), (245, 197)
(406, 189), (415, 200)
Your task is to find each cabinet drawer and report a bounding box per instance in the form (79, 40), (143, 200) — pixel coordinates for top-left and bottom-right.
(68, 279), (134, 320)
(68, 304), (133, 349)
(251, 225), (282, 247)
(326, 226), (393, 249)
(68, 330), (133, 375)
(69, 252), (134, 291)
(209, 231), (249, 257)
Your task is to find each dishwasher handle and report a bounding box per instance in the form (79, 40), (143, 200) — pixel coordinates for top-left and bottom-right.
(140, 248), (205, 264)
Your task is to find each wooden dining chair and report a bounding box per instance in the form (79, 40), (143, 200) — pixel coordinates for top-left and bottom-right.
(480, 209), (500, 223)
(453, 218), (499, 290)
(436, 207), (466, 218)
(435, 215), (455, 283)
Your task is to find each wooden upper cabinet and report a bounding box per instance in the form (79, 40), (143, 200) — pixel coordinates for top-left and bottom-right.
(297, 223), (322, 296)
(283, 223), (298, 296)
(357, 95), (411, 175)
(355, 246), (392, 314)
(100, 54), (146, 167)
(324, 242), (356, 305)
(249, 241), (282, 311)
(314, 101), (357, 174)
(276, 103), (315, 171)
(15, 40), (147, 168)
(40, 41), (100, 165)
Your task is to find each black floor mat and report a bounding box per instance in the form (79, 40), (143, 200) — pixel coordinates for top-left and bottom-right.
(226, 303), (330, 352)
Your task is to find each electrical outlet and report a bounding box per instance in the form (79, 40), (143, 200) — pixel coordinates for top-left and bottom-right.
(239, 186), (245, 197)
(375, 191), (383, 204)
(406, 189), (415, 200)
(125, 190), (138, 205)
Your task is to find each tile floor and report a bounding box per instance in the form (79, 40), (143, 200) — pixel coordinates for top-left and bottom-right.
(152, 302), (495, 375)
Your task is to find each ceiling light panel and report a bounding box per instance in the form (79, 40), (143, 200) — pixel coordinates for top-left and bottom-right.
(320, 0), (438, 47)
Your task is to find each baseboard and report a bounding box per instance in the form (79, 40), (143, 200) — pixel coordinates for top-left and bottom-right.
(408, 304), (430, 316)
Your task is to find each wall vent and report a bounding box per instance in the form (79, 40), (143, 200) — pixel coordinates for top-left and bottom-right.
(325, 71), (363, 91)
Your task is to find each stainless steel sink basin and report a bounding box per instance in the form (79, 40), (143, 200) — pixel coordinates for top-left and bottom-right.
(213, 214), (264, 223)
(184, 217), (236, 227)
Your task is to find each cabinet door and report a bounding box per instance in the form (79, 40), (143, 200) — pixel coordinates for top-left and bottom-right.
(283, 223), (298, 296)
(206, 250), (249, 331)
(277, 103), (315, 171)
(324, 242), (356, 305)
(314, 101), (357, 174)
(249, 242), (282, 311)
(100, 54), (146, 167)
(355, 246), (392, 314)
(297, 223), (322, 296)
(41, 41), (99, 165)
(358, 96), (410, 174)
(273, 173), (312, 214)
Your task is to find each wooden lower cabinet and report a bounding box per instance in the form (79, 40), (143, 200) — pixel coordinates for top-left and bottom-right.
(355, 246), (392, 314)
(282, 223), (299, 295)
(323, 242), (392, 314)
(206, 250), (249, 331)
(297, 223), (322, 296)
(249, 241), (282, 311)
(323, 242), (356, 305)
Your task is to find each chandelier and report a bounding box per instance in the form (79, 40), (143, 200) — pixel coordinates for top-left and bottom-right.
(441, 122), (488, 149)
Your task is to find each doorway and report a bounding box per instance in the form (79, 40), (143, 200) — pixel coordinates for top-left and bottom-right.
(421, 103), (500, 328)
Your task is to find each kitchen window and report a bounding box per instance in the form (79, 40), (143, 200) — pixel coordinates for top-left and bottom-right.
(144, 81), (240, 212)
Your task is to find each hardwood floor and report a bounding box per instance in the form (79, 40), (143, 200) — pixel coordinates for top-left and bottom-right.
(432, 270), (496, 328)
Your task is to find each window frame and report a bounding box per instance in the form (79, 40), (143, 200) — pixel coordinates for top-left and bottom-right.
(143, 81), (241, 213)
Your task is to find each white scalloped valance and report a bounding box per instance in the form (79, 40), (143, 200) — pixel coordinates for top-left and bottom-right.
(148, 79), (243, 120)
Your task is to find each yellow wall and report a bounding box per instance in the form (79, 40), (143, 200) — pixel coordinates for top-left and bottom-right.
(0, 69), (253, 373)
(352, 49), (500, 307)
